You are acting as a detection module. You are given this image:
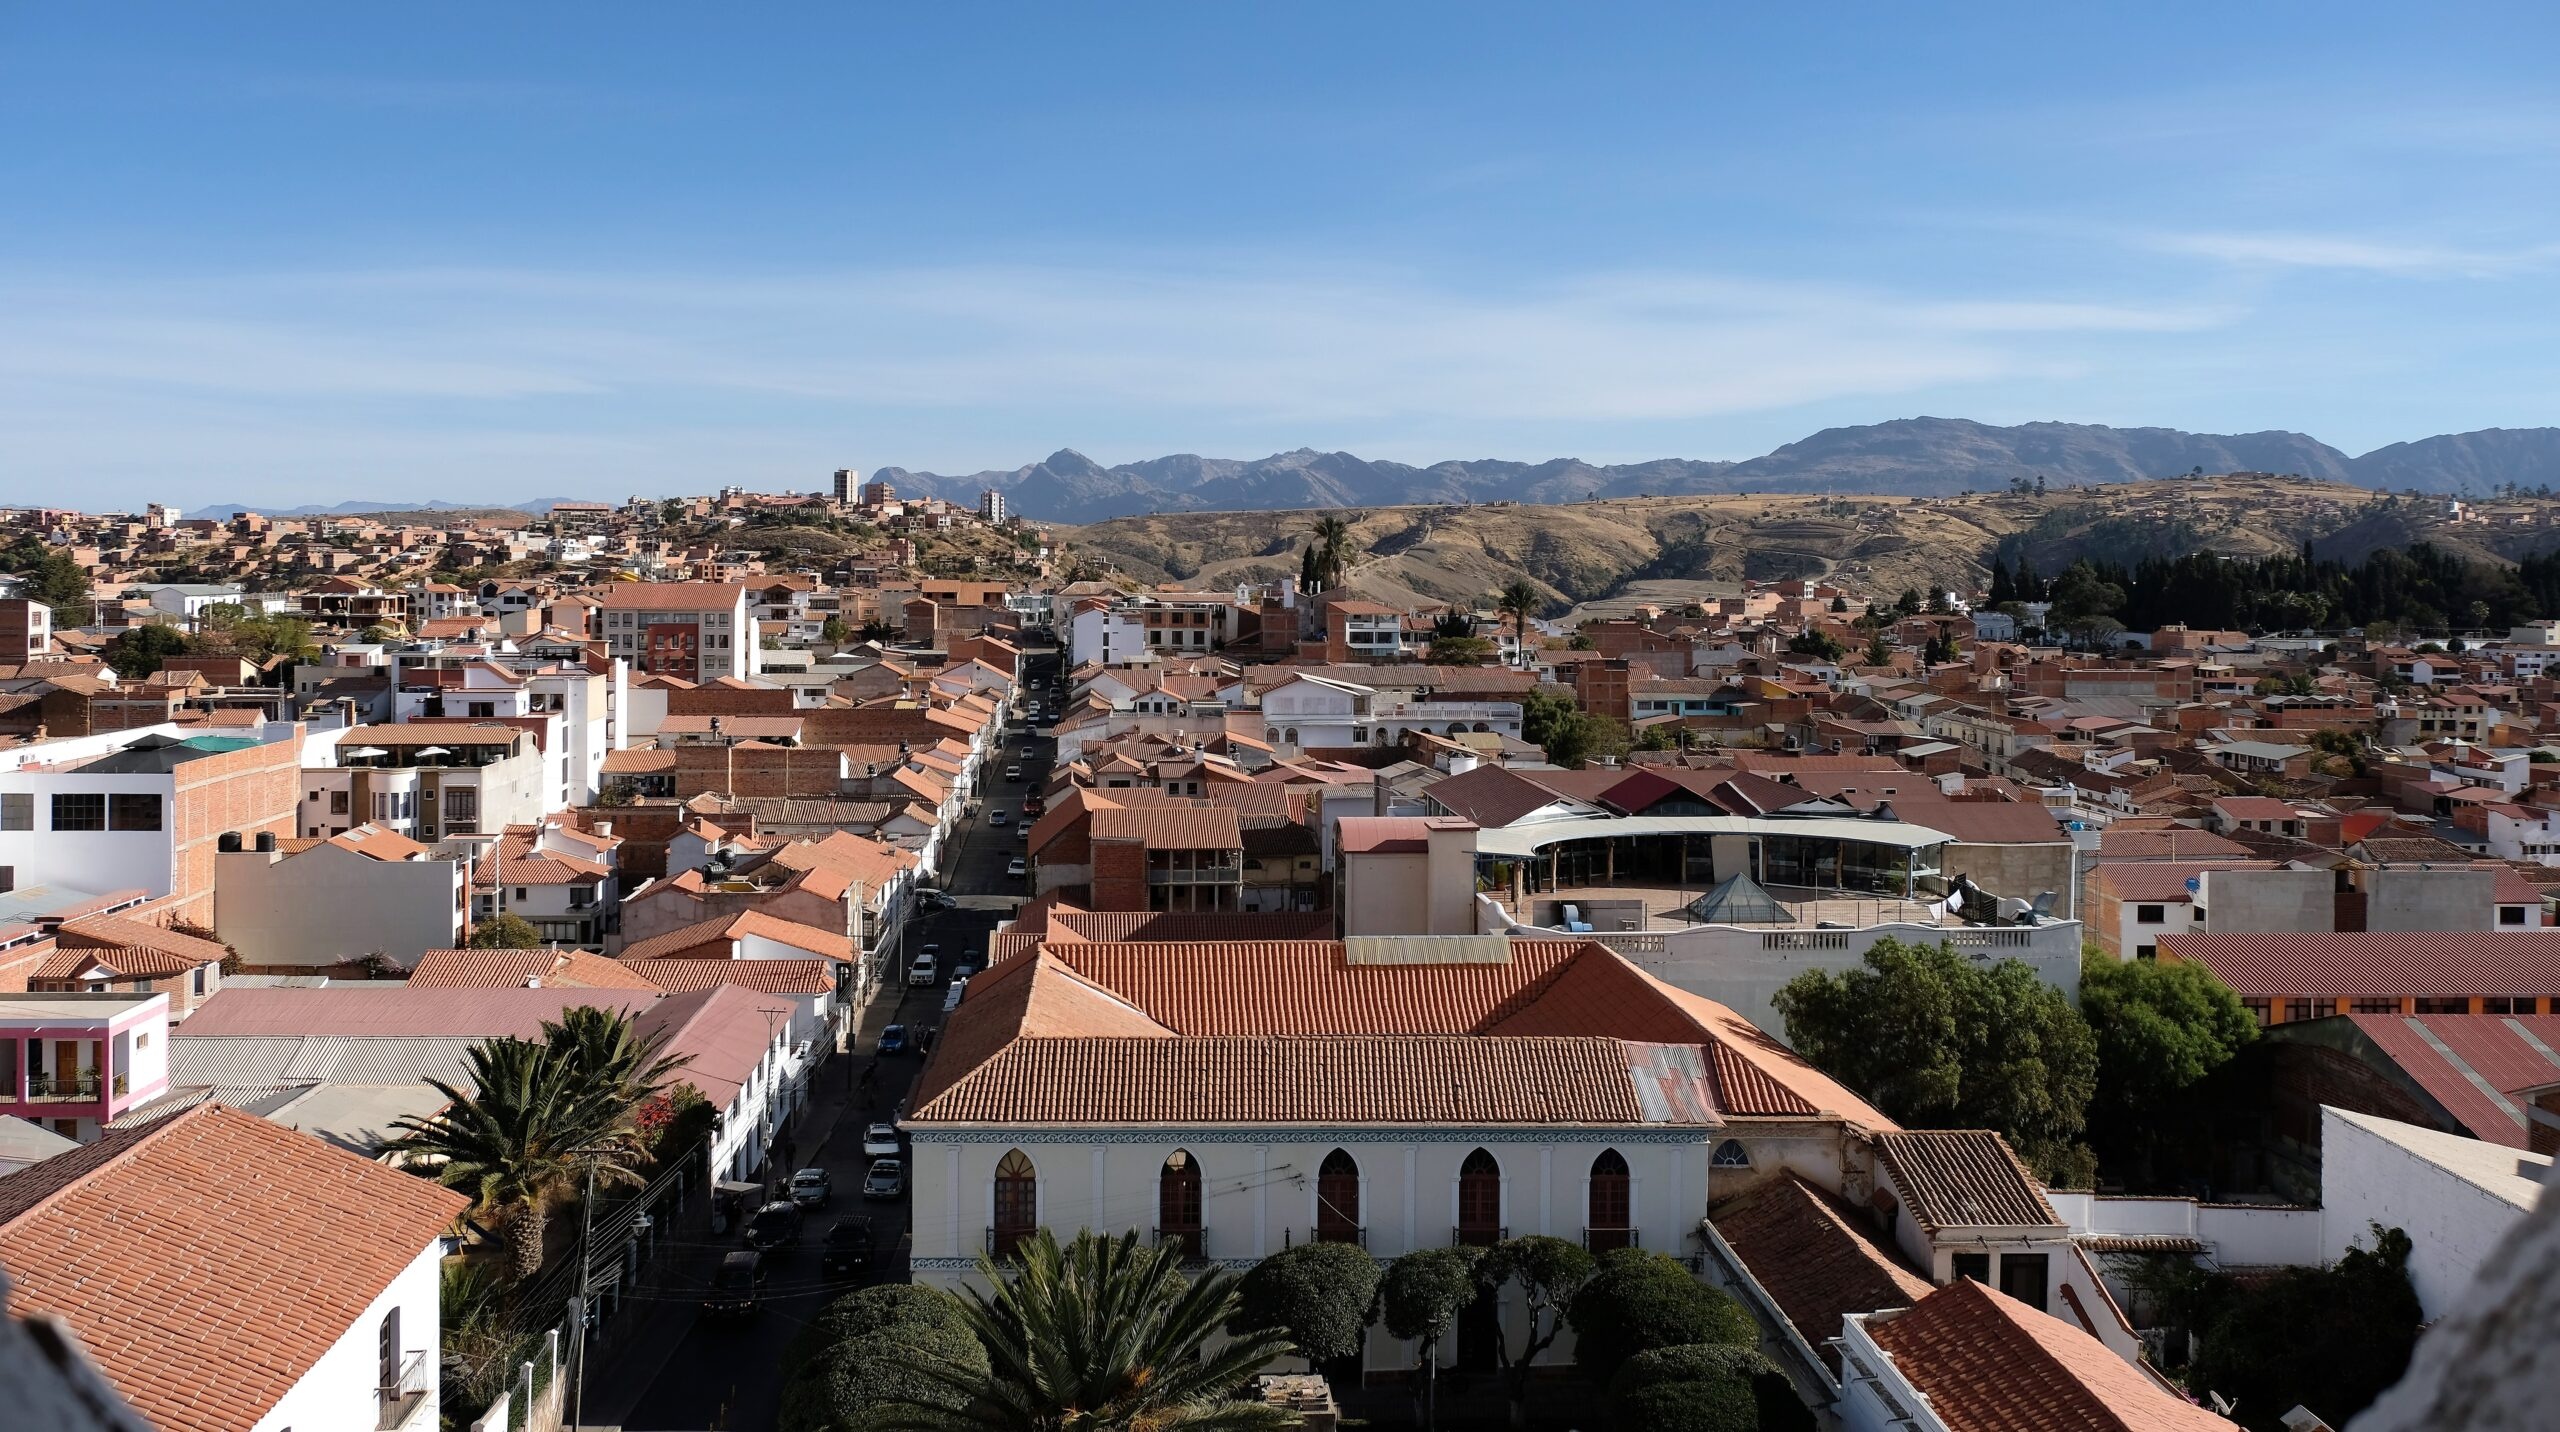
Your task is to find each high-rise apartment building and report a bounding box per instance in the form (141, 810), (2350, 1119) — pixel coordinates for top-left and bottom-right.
(593, 582), (758, 681)
(979, 489), (1007, 524)
(832, 468), (861, 504)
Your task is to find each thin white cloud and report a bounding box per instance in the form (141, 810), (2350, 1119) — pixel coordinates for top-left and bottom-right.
(2144, 230), (2560, 278)
(0, 260), (2223, 427)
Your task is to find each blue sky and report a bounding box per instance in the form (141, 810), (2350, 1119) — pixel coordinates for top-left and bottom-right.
(3, 4), (2556, 508)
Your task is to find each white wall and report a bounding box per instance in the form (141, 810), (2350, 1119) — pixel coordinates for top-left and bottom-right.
(2319, 1107), (2550, 1317)
(0, 771), (179, 899)
(217, 845), (463, 969)
(251, 1239), (444, 1432)
(1629, 921), (2085, 1038)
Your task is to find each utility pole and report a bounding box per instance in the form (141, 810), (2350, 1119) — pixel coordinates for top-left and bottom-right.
(571, 1155), (597, 1432)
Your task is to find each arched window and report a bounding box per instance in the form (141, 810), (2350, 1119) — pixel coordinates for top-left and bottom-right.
(1457, 1148), (1503, 1245)
(1587, 1149), (1632, 1251)
(1159, 1150), (1204, 1262)
(1711, 1139), (1751, 1169)
(992, 1149), (1037, 1257)
(1283, 728), (1298, 745)
(1315, 1149), (1362, 1244)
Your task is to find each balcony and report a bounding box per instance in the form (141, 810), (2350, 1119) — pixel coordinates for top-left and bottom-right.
(1147, 861), (1242, 886)
(1288, 1225), (1366, 1249)
(984, 1226), (1036, 1259)
(1582, 1226), (1639, 1252)
(377, 1348), (429, 1429)
(25, 1073), (101, 1101)
(1153, 1226), (1207, 1264)
(1453, 1224), (1507, 1248)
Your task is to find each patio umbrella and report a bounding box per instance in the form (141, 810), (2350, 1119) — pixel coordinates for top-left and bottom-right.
(412, 745), (451, 756)
(341, 746), (387, 758)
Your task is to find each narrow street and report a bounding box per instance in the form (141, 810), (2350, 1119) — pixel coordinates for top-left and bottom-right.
(598, 649), (1055, 1431)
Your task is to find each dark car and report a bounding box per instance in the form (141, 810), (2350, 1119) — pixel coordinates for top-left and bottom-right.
(745, 1199), (802, 1251)
(702, 1250), (765, 1316)
(821, 1217), (875, 1278)
(789, 1167), (833, 1209)
(878, 1024), (909, 1055)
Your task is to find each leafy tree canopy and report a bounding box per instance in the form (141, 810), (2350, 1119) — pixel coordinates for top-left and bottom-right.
(1773, 937), (2098, 1185)
(1568, 1248), (1757, 1385)
(2080, 951), (2256, 1184)
(780, 1285), (988, 1432)
(468, 913), (544, 949)
(1231, 1240), (1380, 1366)
(2189, 1226), (2422, 1432)
(1608, 1343), (1815, 1432)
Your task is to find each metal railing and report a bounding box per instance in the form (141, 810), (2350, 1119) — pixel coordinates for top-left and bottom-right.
(985, 1226), (1036, 1259)
(377, 1347), (430, 1428)
(1153, 1226), (1207, 1263)
(1453, 1224), (1507, 1247)
(1582, 1226), (1639, 1252)
(24, 1073), (101, 1100)
(1286, 1225), (1366, 1249)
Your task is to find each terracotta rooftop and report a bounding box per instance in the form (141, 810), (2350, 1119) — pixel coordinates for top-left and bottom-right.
(616, 908), (853, 962)
(181, 985), (659, 1038)
(590, 581), (748, 610)
(2157, 931), (2560, 997)
(1877, 1130), (2061, 1231)
(1865, 1277), (2235, 1431)
(0, 1102), (468, 1432)
(620, 957), (841, 995)
(53, 916), (229, 968)
(406, 946), (663, 991)
(1711, 1174), (1932, 1373)
(1089, 804), (1242, 851)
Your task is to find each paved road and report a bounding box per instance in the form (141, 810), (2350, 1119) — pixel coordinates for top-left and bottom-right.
(607, 652), (1054, 1431)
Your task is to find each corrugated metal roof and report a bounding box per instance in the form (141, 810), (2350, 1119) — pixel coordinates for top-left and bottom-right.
(2160, 932), (2560, 997)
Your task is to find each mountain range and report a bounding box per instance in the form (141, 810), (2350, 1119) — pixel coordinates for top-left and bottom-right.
(189, 418), (2560, 523)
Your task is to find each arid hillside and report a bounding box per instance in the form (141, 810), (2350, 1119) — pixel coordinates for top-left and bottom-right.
(1062, 477), (2557, 613)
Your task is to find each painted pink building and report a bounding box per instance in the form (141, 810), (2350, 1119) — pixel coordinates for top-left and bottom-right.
(0, 991), (171, 1141)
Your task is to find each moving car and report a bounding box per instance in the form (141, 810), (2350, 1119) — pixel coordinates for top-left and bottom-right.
(861, 1122), (902, 1158)
(863, 1157), (907, 1200)
(789, 1167), (832, 1209)
(989, 808), (1009, 826)
(702, 1250), (765, 1316)
(820, 1218), (874, 1278)
(744, 1199), (802, 1251)
(878, 1024), (909, 1055)
(908, 953), (938, 985)
(1004, 764), (1022, 782)
(1006, 856), (1027, 878)
(1019, 746), (1033, 760)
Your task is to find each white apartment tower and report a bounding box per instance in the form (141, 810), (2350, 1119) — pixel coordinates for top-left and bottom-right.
(979, 488), (1007, 525)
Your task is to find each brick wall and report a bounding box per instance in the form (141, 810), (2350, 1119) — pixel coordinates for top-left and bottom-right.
(1090, 840), (1149, 912)
(667, 684), (796, 716)
(673, 744), (845, 800)
(169, 739), (300, 926)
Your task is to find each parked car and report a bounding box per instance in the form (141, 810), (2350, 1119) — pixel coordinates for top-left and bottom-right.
(1004, 764), (1022, 782)
(921, 942), (942, 959)
(951, 959), (980, 981)
(702, 1250), (765, 1316)
(908, 953), (938, 985)
(745, 1199), (802, 1251)
(1007, 856), (1027, 878)
(1022, 796), (1045, 819)
(820, 1218), (874, 1278)
(789, 1167), (832, 1210)
(863, 1158), (907, 1200)
(1019, 746), (1033, 760)
(861, 1122), (902, 1158)
(989, 808), (1009, 826)
(942, 977), (968, 1014)
(918, 890), (954, 913)
(878, 1024), (909, 1055)
(1017, 825), (1030, 843)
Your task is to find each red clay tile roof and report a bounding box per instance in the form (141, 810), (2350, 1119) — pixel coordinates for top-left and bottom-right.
(591, 580), (748, 610)
(33, 945), (202, 982)
(1712, 1174), (1932, 1371)
(406, 946), (664, 991)
(621, 957), (840, 995)
(616, 909), (853, 962)
(1877, 1130), (2061, 1230)
(53, 916), (228, 967)
(0, 1102), (469, 1432)
(2091, 861), (2277, 903)
(1865, 1277), (2236, 1431)
(1089, 804), (1242, 851)
(2158, 931), (2560, 997)
(2097, 828), (2255, 861)
(914, 939), (1893, 1130)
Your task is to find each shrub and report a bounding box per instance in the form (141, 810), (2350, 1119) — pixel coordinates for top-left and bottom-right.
(1569, 1248), (1757, 1384)
(1608, 1343), (1814, 1432)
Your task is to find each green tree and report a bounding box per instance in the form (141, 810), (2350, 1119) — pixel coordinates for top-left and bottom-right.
(1785, 629), (1845, 662)
(1498, 580), (1543, 668)
(1863, 628), (1894, 667)
(1232, 1240), (1378, 1369)
(541, 1003), (690, 1114)
(1381, 1248), (1479, 1432)
(0, 542), (96, 625)
(780, 1285), (989, 1432)
(468, 913), (544, 949)
(823, 614), (853, 644)
(1520, 685), (1580, 753)
(104, 623), (192, 678)
(1772, 937), (2099, 1185)
(883, 1230), (1292, 1432)
(384, 1036), (642, 1277)
(1479, 1236), (1596, 1429)
(1607, 1344), (1814, 1432)
(2189, 1226), (2421, 1431)
(1893, 588), (1923, 617)
(1428, 634), (1496, 665)
(1569, 1248), (1757, 1385)
(1306, 515), (1354, 592)
(2080, 952), (2256, 1185)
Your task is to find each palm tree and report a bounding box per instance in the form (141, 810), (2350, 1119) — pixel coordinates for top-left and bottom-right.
(541, 1004), (691, 1114)
(386, 1037), (643, 1279)
(1498, 580), (1542, 667)
(882, 1230), (1295, 1432)
(1308, 515), (1354, 591)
